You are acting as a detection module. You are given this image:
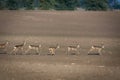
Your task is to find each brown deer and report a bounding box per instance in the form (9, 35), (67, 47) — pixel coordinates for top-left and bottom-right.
(67, 44), (80, 55)
(88, 42), (104, 55)
(11, 41), (26, 55)
(26, 44), (41, 55)
(48, 44), (60, 55)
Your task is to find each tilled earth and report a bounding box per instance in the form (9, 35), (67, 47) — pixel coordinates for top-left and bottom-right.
(0, 54), (120, 80)
(0, 10), (120, 80)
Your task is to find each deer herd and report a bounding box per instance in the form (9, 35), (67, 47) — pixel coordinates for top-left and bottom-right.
(0, 41), (105, 55)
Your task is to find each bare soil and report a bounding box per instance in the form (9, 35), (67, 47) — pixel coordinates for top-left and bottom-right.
(0, 10), (120, 80)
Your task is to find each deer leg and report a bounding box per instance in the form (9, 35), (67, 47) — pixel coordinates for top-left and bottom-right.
(25, 48), (30, 55)
(51, 49), (55, 55)
(11, 47), (17, 55)
(48, 49), (52, 55)
(36, 48), (39, 55)
(21, 47), (24, 54)
(88, 48), (93, 53)
(52, 50), (55, 55)
(77, 49), (79, 54)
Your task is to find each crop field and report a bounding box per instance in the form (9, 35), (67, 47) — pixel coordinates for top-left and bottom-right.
(0, 10), (120, 80)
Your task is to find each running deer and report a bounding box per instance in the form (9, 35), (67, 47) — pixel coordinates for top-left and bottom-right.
(0, 42), (8, 49)
(67, 44), (80, 55)
(11, 41), (26, 55)
(48, 44), (60, 55)
(26, 44), (41, 55)
(0, 42), (9, 53)
(88, 42), (104, 55)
